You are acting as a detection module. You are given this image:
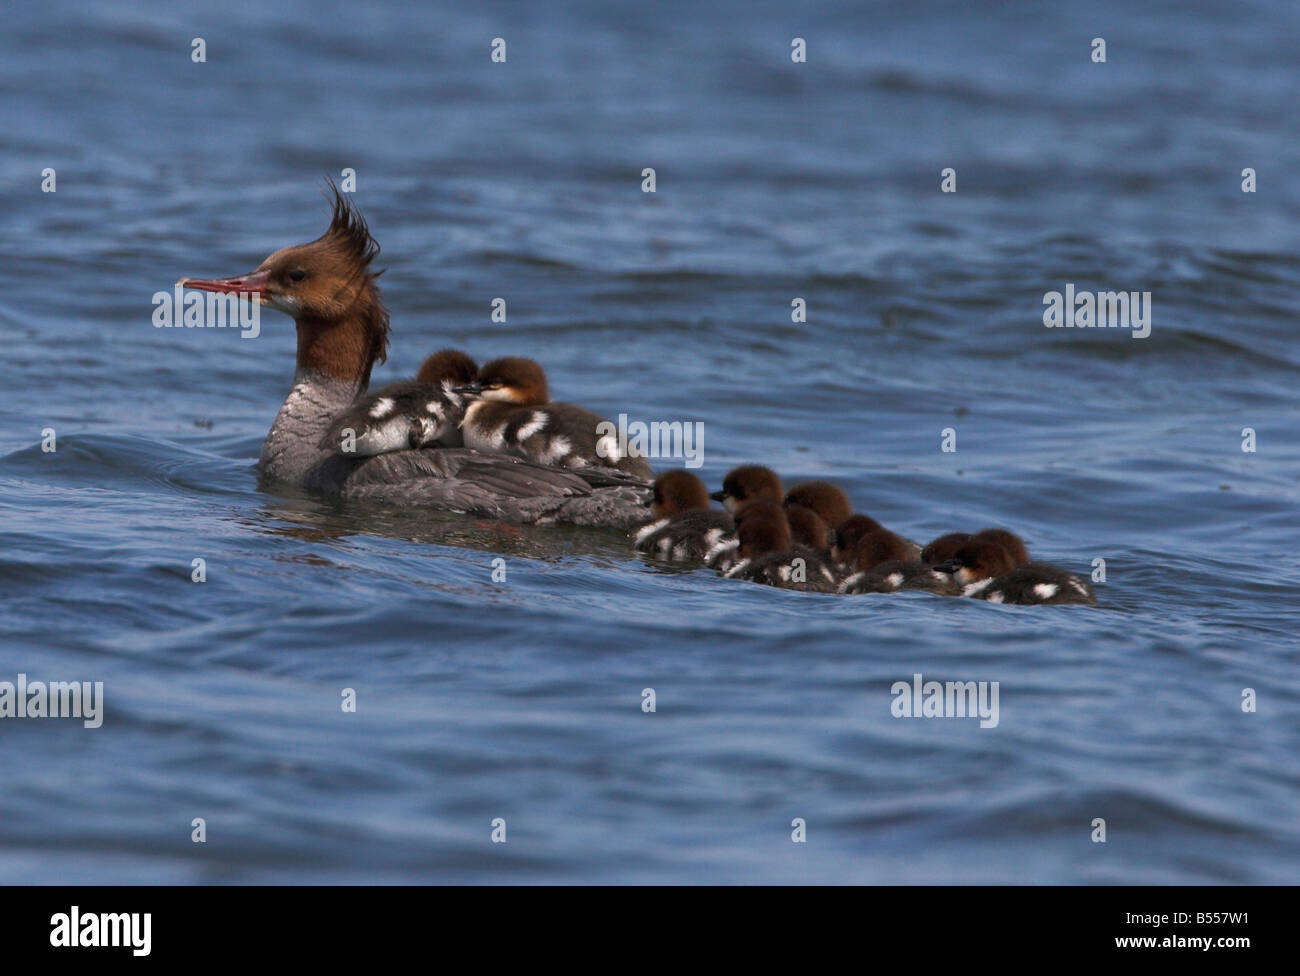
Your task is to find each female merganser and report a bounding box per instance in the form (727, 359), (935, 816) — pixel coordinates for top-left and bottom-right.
(932, 540), (1097, 605)
(177, 183), (650, 527)
(709, 465), (783, 514)
(632, 471), (734, 561)
(456, 357), (654, 480)
(721, 505), (838, 593)
(318, 348), (478, 455)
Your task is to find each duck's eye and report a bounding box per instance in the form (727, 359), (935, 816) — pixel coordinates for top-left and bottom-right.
(289, 269), (307, 282)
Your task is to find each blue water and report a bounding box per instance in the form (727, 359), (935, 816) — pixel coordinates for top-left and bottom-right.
(2, 0), (1298, 883)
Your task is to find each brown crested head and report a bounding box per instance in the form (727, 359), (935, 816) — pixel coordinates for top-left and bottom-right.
(784, 482), (852, 529)
(830, 513), (885, 563)
(179, 179), (390, 385)
(417, 348), (478, 388)
(852, 529), (912, 573)
(712, 465), (783, 514)
(936, 540), (1018, 584)
(920, 532), (972, 566)
(650, 470), (710, 518)
(785, 505), (828, 550)
(468, 357), (550, 405)
(972, 528), (1029, 566)
(736, 511), (792, 560)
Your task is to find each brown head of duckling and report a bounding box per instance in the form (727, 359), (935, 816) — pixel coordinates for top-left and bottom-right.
(971, 528), (1029, 566)
(830, 513), (885, 564)
(463, 357), (550, 406)
(417, 348), (479, 388)
(920, 532), (972, 566)
(932, 540), (1019, 585)
(650, 470), (711, 519)
(711, 465), (783, 514)
(785, 505), (828, 550)
(736, 510), (792, 561)
(783, 482), (852, 530)
(851, 529), (913, 573)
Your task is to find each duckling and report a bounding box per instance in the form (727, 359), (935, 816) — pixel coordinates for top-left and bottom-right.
(318, 348), (478, 455)
(931, 540), (1097, 605)
(785, 504), (830, 551)
(919, 532), (972, 566)
(704, 498), (786, 573)
(837, 527), (961, 595)
(830, 514), (886, 566)
(829, 512), (922, 570)
(722, 507), (838, 593)
(783, 482), (853, 532)
(456, 357), (653, 480)
(632, 471), (734, 561)
(920, 528), (1030, 567)
(709, 465), (784, 514)
(970, 528), (1030, 566)
(775, 504), (839, 586)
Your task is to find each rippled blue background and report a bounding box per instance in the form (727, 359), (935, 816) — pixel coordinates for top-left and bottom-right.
(1, 0), (1298, 883)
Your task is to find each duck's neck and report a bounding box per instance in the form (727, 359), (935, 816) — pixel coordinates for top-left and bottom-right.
(295, 311), (380, 388)
(259, 311), (381, 489)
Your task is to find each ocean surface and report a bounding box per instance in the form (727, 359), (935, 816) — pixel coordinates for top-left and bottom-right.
(1, 0), (1298, 884)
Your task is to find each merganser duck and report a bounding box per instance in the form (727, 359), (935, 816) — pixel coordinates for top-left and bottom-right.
(829, 512), (922, 569)
(632, 471), (734, 561)
(969, 528), (1029, 566)
(177, 182), (650, 527)
(701, 468), (784, 569)
(783, 482), (853, 532)
(921, 529), (1030, 567)
(704, 498), (786, 572)
(785, 504), (829, 551)
(318, 348), (478, 455)
(455, 357), (654, 480)
(829, 513), (886, 566)
(919, 532), (971, 566)
(703, 467), (843, 579)
(720, 505), (838, 593)
(709, 465), (783, 514)
(932, 540), (1097, 605)
(778, 504), (839, 585)
(838, 527), (961, 595)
